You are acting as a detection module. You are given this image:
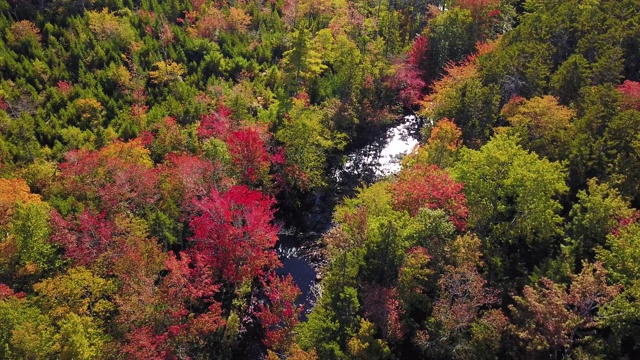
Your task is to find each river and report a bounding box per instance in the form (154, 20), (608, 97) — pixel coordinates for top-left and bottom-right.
(275, 115), (422, 317)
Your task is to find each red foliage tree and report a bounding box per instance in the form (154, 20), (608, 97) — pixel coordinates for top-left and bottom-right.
(157, 153), (229, 217)
(120, 252), (225, 359)
(56, 80), (72, 96)
(391, 164), (468, 230)
(0, 283), (25, 299)
(617, 80), (640, 112)
(386, 61), (427, 108)
(197, 108), (233, 139)
(254, 273), (303, 351)
(57, 139), (159, 214)
(510, 262), (620, 358)
(362, 283), (404, 342)
(408, 35), (430, 82)
(226, 126), (273, 185)
(50, 209), (115, 267)
(432, 262), (500, 334)
(188, 185), (279, 284)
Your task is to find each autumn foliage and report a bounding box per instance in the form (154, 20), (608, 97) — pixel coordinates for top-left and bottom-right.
(392, 164), (468, 230)
(2, 0), (640, 358)
(188, 185), (279, 283)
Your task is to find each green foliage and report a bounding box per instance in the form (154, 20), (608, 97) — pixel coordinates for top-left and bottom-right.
(0, 296), (56, 360)
(10, 202), (59, 278)
(347, 319), (391, 359)
(453, 133), (568, 281)
(55, 313), (109, 360)
(427, 8), (476, 80)
(33, 267), (117, 323)
(283, 29), (327, 93)
(276, 99), (346, 189)
(501, 95), (575, 161)
(567, 179), (633, 263)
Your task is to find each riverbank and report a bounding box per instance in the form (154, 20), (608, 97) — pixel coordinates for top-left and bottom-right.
(275, 115), (422, 316)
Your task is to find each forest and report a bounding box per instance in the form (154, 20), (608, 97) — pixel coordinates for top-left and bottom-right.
(1, 0), (640, 358)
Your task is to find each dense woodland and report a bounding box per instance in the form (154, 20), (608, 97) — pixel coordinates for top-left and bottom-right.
(1, 0), (640, 358)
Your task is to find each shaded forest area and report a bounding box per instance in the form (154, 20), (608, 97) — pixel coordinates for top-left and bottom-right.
(1, 0), (640, 359)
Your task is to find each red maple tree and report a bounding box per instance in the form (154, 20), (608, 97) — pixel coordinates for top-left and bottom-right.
(392, 164), (468, 231)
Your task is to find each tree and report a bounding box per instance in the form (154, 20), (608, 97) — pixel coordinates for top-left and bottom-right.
(54, 139), (159, 215)
(120, 251), (225, 359)
(602, 109), (640, 199)
(453, 133), (568, 282)
(421, 47), (501, 144)
(426, 8), (477, 81)
(408, 35), (430, 83)
(276, 99), (346, 190)
(398, 246), (432, 322)
(509, 262), (620, 359)
(226, 126), (273, 187)
(0, 293), (56, 360)
(567, 179), (633, 263)
(426, 234), (506, 360)
(550, 54), (592, 105)
(86, 9), (135, 47)
(385, 60), (426, 108)
(361, 283), (403, 343)
(283, 29), (327, 92)
(347, 319), (391, 360)
(391, 164), (467, 231)
(501, 95), (575, 161)
(148, 60), (186, 85)
(254, 273), (303, 352)
(597, 218), (640, 356)
(188, 185), (279, 284)
(33, 266), (117, 323)
(617, 80), (640, 112)
(422, 118), (463, 168)
(0, 178), (42, 228)
(9, 202), (59, 280)
(50, 209), (115, 268)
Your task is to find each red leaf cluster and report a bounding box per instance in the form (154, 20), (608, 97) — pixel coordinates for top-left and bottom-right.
(189, 185), (279, 283)
(226, 126), (272, 184)
(254, 273), (303, 351)
(362, 283), (405, 342)
(617, 80), (640, 112)
(392, 164), (468, 230)
(0, 283), (25, 299)
(50, 210), (115, 266)
(58, 139), (159, 213)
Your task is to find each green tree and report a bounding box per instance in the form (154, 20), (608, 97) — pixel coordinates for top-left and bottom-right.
(597, 219), (640, 356)
(426, 8), (476, 81)
(550, 54), (592, 105)
(282, 28), (327, 93)
(0, 294), (56, 360)
(421, 57), (501, 145)
(276, 98), (346, 189)
(10, 202), (59, 280)
(567, 179), (633, 264)
(33, 267), (117, 324)
(453, 133), (568, 284)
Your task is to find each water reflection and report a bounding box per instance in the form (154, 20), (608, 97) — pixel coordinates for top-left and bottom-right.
(334, 115), (421, 188)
